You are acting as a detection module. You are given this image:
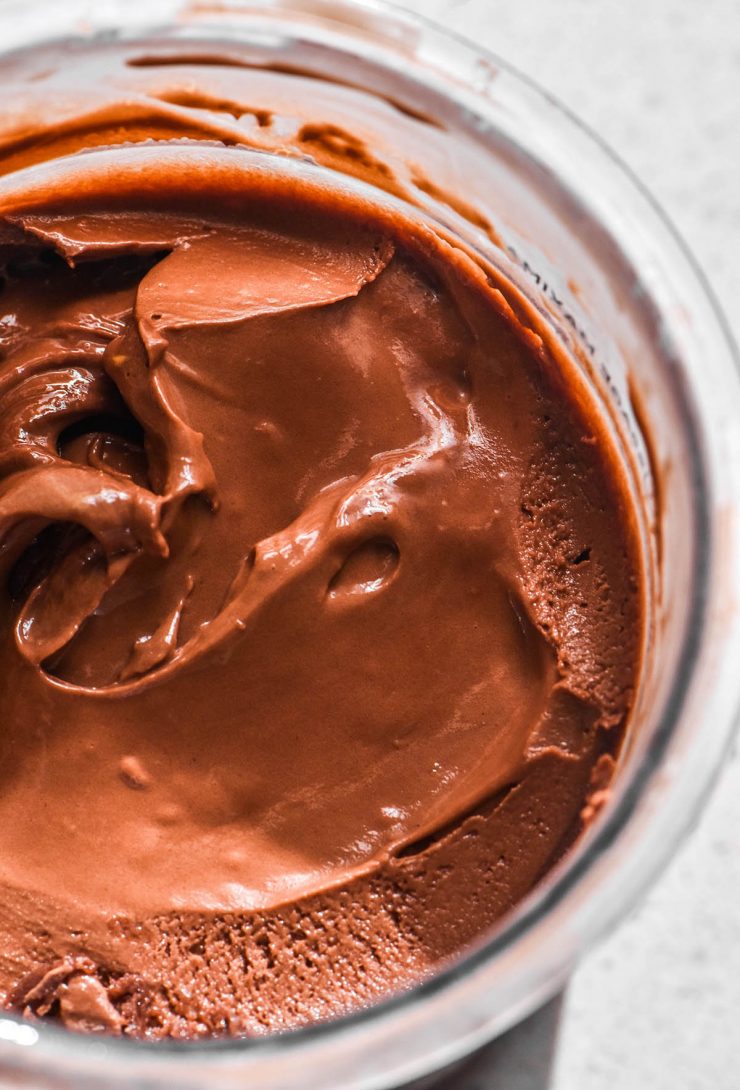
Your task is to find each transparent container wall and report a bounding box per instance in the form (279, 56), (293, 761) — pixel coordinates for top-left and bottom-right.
(0, 3), (738, 1088)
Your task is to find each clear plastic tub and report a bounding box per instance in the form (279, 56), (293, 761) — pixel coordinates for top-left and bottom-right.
(0, 2), (738, 1087)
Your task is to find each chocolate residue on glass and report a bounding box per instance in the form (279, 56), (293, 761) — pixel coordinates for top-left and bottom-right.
(0, 37), (642, 1038)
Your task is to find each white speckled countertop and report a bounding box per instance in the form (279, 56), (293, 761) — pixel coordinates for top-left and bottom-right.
(398, 2), (740, 1087)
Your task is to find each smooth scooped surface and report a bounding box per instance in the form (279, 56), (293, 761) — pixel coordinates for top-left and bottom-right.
(0, 37), (641, 1038)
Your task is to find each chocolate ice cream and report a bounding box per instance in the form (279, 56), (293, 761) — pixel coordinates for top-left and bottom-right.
(0, 37), (642, 1038)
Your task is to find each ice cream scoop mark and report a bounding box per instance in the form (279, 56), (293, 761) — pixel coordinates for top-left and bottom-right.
(395, 781), (518, 860)
(118, 580), (193, 681)
(327, 537), (399, 599)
